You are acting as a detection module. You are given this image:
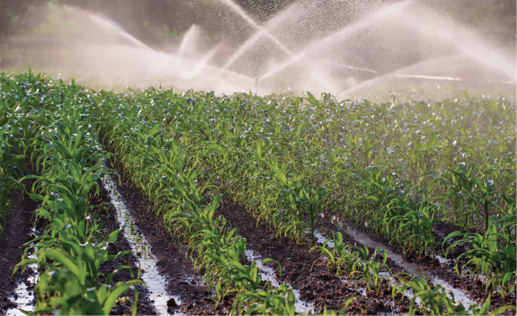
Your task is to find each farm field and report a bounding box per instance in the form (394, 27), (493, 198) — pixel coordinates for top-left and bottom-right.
(0, 71), (515, 315)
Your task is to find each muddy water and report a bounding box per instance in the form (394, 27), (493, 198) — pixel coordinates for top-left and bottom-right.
(103, 173), (180, 316)
(320, 215), (478, 310)
(6, 228), (39, 316)
(245, 249), (317, 314)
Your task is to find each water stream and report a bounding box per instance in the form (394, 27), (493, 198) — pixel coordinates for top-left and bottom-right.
(319, 215), (478, 310)
(102, 172), (181, 316)
(6, 228), (40, 316)
(6, 0), (515, 99)
(245, 249), (317, 314)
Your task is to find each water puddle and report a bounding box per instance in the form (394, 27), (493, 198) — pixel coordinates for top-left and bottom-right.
(6, 228), (40, 316)
(245, 249), (317, 314)
(103, 172), (181, 316)
(321, 215), (478, 310)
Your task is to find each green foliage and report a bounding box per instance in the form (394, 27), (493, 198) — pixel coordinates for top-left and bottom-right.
(444, 214), (516, 297)
(350, 246), (391, 294)
(399, 274), (517, 315)
(311, 232), (354, 277)
(313, 232), (392, 295)
(3, 71), (515, 313)
(2, 74), (143, 315)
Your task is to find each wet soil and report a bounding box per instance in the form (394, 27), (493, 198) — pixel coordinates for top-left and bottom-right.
(0, 165), (155, 315)
(94, 184), (157, 316)
(0, 172), (38, 314)
(3, 159), (514, 315)
(106, 158), (230, 315)
(7, 153), (510, 314)
(322, 211), (517, 314)
(217, 200), (410, 314)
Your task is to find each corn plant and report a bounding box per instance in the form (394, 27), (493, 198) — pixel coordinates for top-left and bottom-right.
(232, 284), (296, 315)
(16, 229), (141, 315)
(305, 186), (328, 245)
(311, 232), (355, 277)
(441, 163), (508, 230)
(268, 162), (327, 244)
(444, 214), (516, 297)
(399, 274), (516, 315)
(384, 198), (442, 257)
(0, 124), (24, 232)
(350, 246), (392, 294)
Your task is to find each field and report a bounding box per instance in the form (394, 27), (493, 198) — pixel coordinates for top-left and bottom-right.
(0, 71), (515, 315)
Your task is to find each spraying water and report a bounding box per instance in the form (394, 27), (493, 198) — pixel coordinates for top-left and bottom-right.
(1, 0), (514, 100)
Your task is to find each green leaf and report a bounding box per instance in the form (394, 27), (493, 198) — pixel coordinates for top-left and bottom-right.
(490, 304), (516, 315)
(108, 229), (122, 243)
(103, 283), (130, 315)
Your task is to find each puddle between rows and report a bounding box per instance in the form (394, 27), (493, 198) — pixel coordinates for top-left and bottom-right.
(245, 249), (317, 314)
(318, 215), (478, 310)
(103, 172), (181, 316)
(313, 230), (453, 311)
(6, 227), (40, 316)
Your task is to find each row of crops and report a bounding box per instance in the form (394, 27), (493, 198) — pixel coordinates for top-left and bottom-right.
(1, 72), (142, 314)
(0, 71), (515, 315)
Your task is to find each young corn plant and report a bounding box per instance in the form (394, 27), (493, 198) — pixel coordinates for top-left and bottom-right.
(384, 198), (442, 257)
(441, 163), (504, 230)
(0, 124), (24, 232)
(268, 161), (327, 244)
(232, 284), (296, 315)
(304, 186), (327, 245)
(444, 214), (516, 297)
(350, 246), (392, 295)
(399, 274), (516, 315)
(16, 229), (141, 315)
(311, 232), (355, 277)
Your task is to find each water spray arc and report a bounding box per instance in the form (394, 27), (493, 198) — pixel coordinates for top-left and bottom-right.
(5, 0), (515, 100)
(217, 0), (339, 93)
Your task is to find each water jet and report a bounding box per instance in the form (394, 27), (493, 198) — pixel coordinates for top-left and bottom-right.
(1, 0), (514, 100)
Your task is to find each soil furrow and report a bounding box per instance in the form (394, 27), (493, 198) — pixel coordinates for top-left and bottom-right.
(94, 183), (157, 315)
(0, 168), (38, 314)
(217, 199), (406, 314)
(105, 158), (231, 315)
(319, 212), (516, 312)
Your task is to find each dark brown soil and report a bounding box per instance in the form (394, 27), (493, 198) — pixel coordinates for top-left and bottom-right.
(105, 158), (231, 315)
(217, 200), (410, 314)
(0, 169), (39, 314)
(322, 211), (516, 314)
(6, 155), (511, 315)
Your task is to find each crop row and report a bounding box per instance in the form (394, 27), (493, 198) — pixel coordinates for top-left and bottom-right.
(98, 99), (323, 314)
(1, 72), (141, 315)
(90, 87), (515, 314)
(1, 71), (515, 314)
(0, 72), (37, 233)
(89, 87), (515, 300)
